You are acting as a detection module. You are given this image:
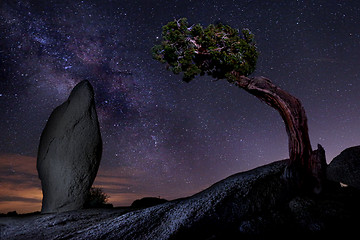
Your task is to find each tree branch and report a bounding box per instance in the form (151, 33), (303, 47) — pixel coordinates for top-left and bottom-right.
(230, 72), (326, 192)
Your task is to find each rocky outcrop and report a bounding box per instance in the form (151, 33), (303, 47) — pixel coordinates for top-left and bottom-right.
(37, 80), (102, 213)
(64, 160), (290, 239)
(327, 146), (360, 189)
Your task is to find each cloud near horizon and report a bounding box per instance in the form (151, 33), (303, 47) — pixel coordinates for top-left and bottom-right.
(0, 154), (147, 214)
(0, 154), (42, 214)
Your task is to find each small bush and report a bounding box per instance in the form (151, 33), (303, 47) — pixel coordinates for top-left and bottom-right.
(85, 187), (112, 208)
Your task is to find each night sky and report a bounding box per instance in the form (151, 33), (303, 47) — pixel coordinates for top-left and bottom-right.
(1, 0), (360, 213)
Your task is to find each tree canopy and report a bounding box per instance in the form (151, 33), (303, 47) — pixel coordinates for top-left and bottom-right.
(152, 18), (259, 82)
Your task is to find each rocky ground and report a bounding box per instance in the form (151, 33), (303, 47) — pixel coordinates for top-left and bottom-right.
(2, 152), (360, 239)
(0, 208), (132, 239)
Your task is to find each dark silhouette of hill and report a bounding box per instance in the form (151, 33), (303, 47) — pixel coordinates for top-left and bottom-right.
(131, 197), (168, 209)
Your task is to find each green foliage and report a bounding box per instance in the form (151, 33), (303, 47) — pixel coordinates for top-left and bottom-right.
(152, 18), (258, 82)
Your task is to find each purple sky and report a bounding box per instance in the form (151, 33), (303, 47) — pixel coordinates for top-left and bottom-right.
(1, 0), (360, 213)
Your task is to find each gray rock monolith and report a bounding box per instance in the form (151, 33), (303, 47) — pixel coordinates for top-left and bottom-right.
(327, 145), (360, 189)
(37, 80), (102, 213)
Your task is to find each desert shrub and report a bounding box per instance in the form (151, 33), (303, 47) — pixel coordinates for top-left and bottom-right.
(85, 187), (112, 208)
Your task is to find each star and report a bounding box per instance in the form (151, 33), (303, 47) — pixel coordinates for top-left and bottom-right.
(1, 0), (360, 213)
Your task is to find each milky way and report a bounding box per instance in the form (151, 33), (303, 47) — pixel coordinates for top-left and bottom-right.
(1, 0), (360, 210)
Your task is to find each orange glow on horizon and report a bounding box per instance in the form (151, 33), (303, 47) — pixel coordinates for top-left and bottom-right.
(0, 154), (146, 213)
(93, 165), (147, 206)
(0, 154), (42, 214)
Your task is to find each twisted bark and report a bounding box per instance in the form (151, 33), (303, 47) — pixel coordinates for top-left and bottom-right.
(231, 73), (326, 192)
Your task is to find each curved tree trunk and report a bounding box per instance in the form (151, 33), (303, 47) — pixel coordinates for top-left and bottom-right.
(230, 73), (327, 193)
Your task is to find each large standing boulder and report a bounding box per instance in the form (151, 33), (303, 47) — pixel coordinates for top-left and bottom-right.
(37, 80), (102, 213)
(327, 146), (360, 189)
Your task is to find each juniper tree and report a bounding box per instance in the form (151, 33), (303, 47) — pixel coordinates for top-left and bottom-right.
(152, 18), (327, 193)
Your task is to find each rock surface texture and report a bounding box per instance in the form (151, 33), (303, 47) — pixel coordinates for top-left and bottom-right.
(36, 80), (102, 213)
(327, 145), (360, 189)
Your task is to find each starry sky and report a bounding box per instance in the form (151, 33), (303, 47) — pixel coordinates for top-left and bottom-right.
(1, 0), (360, 213)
